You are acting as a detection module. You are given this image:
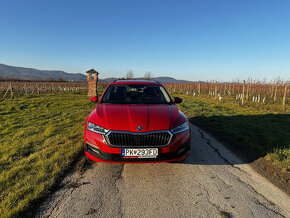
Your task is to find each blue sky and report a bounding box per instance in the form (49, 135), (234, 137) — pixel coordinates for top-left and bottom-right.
(0, 0), (289, 81)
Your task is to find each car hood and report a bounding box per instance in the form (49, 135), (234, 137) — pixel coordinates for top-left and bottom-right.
(88, 104), (186, 132)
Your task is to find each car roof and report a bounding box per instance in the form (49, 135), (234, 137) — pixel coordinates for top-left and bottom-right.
(110, 80), (161, 85)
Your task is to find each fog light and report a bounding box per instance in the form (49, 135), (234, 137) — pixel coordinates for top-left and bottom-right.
(177, 147), (186, 154)
(177, 143), (189, 154)
(86, 142), (101, 155)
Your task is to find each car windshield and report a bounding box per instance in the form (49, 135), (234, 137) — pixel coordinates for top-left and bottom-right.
(101, 84), (172, 104)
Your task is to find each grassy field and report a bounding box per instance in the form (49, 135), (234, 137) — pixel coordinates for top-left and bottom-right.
(174, 94), (290, 171)
(0, 91), (94, 217)
(0, 90), (289, 217)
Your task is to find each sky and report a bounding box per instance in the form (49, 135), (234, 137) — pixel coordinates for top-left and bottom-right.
(0, 0), (289, 81)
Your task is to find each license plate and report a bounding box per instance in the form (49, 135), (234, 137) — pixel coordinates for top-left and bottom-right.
(121, 148), (158, 158)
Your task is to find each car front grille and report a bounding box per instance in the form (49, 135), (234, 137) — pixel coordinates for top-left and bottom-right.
(104, 131), (172, 147)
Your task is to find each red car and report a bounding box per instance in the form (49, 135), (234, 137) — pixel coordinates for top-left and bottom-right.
(84, 80), (191, 163)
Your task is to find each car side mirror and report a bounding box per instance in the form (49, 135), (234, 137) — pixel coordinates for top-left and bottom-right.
(90, 96), (98, 103)
(174, 97), (182, 104)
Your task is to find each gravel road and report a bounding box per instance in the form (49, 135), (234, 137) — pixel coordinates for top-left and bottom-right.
(36, 124), (290, 218)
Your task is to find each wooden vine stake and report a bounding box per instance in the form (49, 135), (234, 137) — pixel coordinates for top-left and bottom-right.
(246, 83), (249, 101)
(2, 83), (13, 99)
(10, 83), (13, 98)
(215, 82), (218, 100)
(198, 83), (201, 95)
(271, 84), (274, 99)
(274, 82), (278, 102)
(282, 83), (287, 113)
(224, 83), (226, 96)
(242, 80), (245, 105)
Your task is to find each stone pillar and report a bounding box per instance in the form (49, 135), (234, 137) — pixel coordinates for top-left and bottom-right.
(86, 69), (99, 97)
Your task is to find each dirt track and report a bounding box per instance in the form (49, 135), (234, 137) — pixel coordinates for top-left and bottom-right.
(36, 124), (290, 218)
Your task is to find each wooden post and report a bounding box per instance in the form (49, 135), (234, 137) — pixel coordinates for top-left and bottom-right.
(214, 82), (217, 99)
(246, 83), (249, 101)
(198, 83), (201, 95)
(224, 83), (226, 96)
(9, 83), (13, 98)
(274, 82), (278, 102)
(208, 84), (210, 95)
(242, 80), (245, 105)
(3, 83), (11, 99)
(10, 83), (13, 98)
(271, 84), (274, 99)
(283, 83), (287, 113)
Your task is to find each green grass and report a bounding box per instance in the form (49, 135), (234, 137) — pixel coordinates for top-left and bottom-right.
(0, 91), (95, 217)
(0, 90), (289, 217)
(174, 94), (290, 171)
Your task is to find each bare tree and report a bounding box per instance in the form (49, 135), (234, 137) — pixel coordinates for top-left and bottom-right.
(144, 71), (152, 80)
(126, 70), (134, 80)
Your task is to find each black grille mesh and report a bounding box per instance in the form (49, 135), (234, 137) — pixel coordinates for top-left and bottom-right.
(106, 132), (171, 147)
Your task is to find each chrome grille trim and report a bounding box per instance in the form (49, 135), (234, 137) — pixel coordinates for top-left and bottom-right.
(104, 130), (173, 147)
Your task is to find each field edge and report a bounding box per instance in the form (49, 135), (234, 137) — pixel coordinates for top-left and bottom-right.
(189, 119), (289, 196)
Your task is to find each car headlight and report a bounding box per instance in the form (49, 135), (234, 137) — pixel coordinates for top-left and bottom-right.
(87, 121), (109, 135)
(170, 122), (189, 134)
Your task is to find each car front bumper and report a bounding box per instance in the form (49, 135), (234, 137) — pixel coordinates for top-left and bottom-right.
(85, 141), (190, 163)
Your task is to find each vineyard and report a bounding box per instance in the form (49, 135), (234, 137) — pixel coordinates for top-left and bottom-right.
(0, 80), (289, 112)
(0, 79), (289, 217)
(0, 81), (108, 100)
(164, 79), (289, 112)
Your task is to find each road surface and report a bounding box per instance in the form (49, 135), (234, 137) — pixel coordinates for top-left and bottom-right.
(36, 124), (289, 218)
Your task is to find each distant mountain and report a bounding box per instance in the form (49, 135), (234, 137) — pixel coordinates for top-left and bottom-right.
(0, 63), (87, 81)
(148, 76), (190, 84)
(99, 77), (119, 83)
(99, 76), (191, 84)
(0, 63), (193, 83)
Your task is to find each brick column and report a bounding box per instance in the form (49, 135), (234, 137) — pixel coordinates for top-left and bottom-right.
(86, 69), (99, 97)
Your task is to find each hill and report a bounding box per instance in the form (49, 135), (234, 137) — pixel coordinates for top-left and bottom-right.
(0, 63), (87, 81)
(99, 76), (191, 84)
(0, 63), (192, 83)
